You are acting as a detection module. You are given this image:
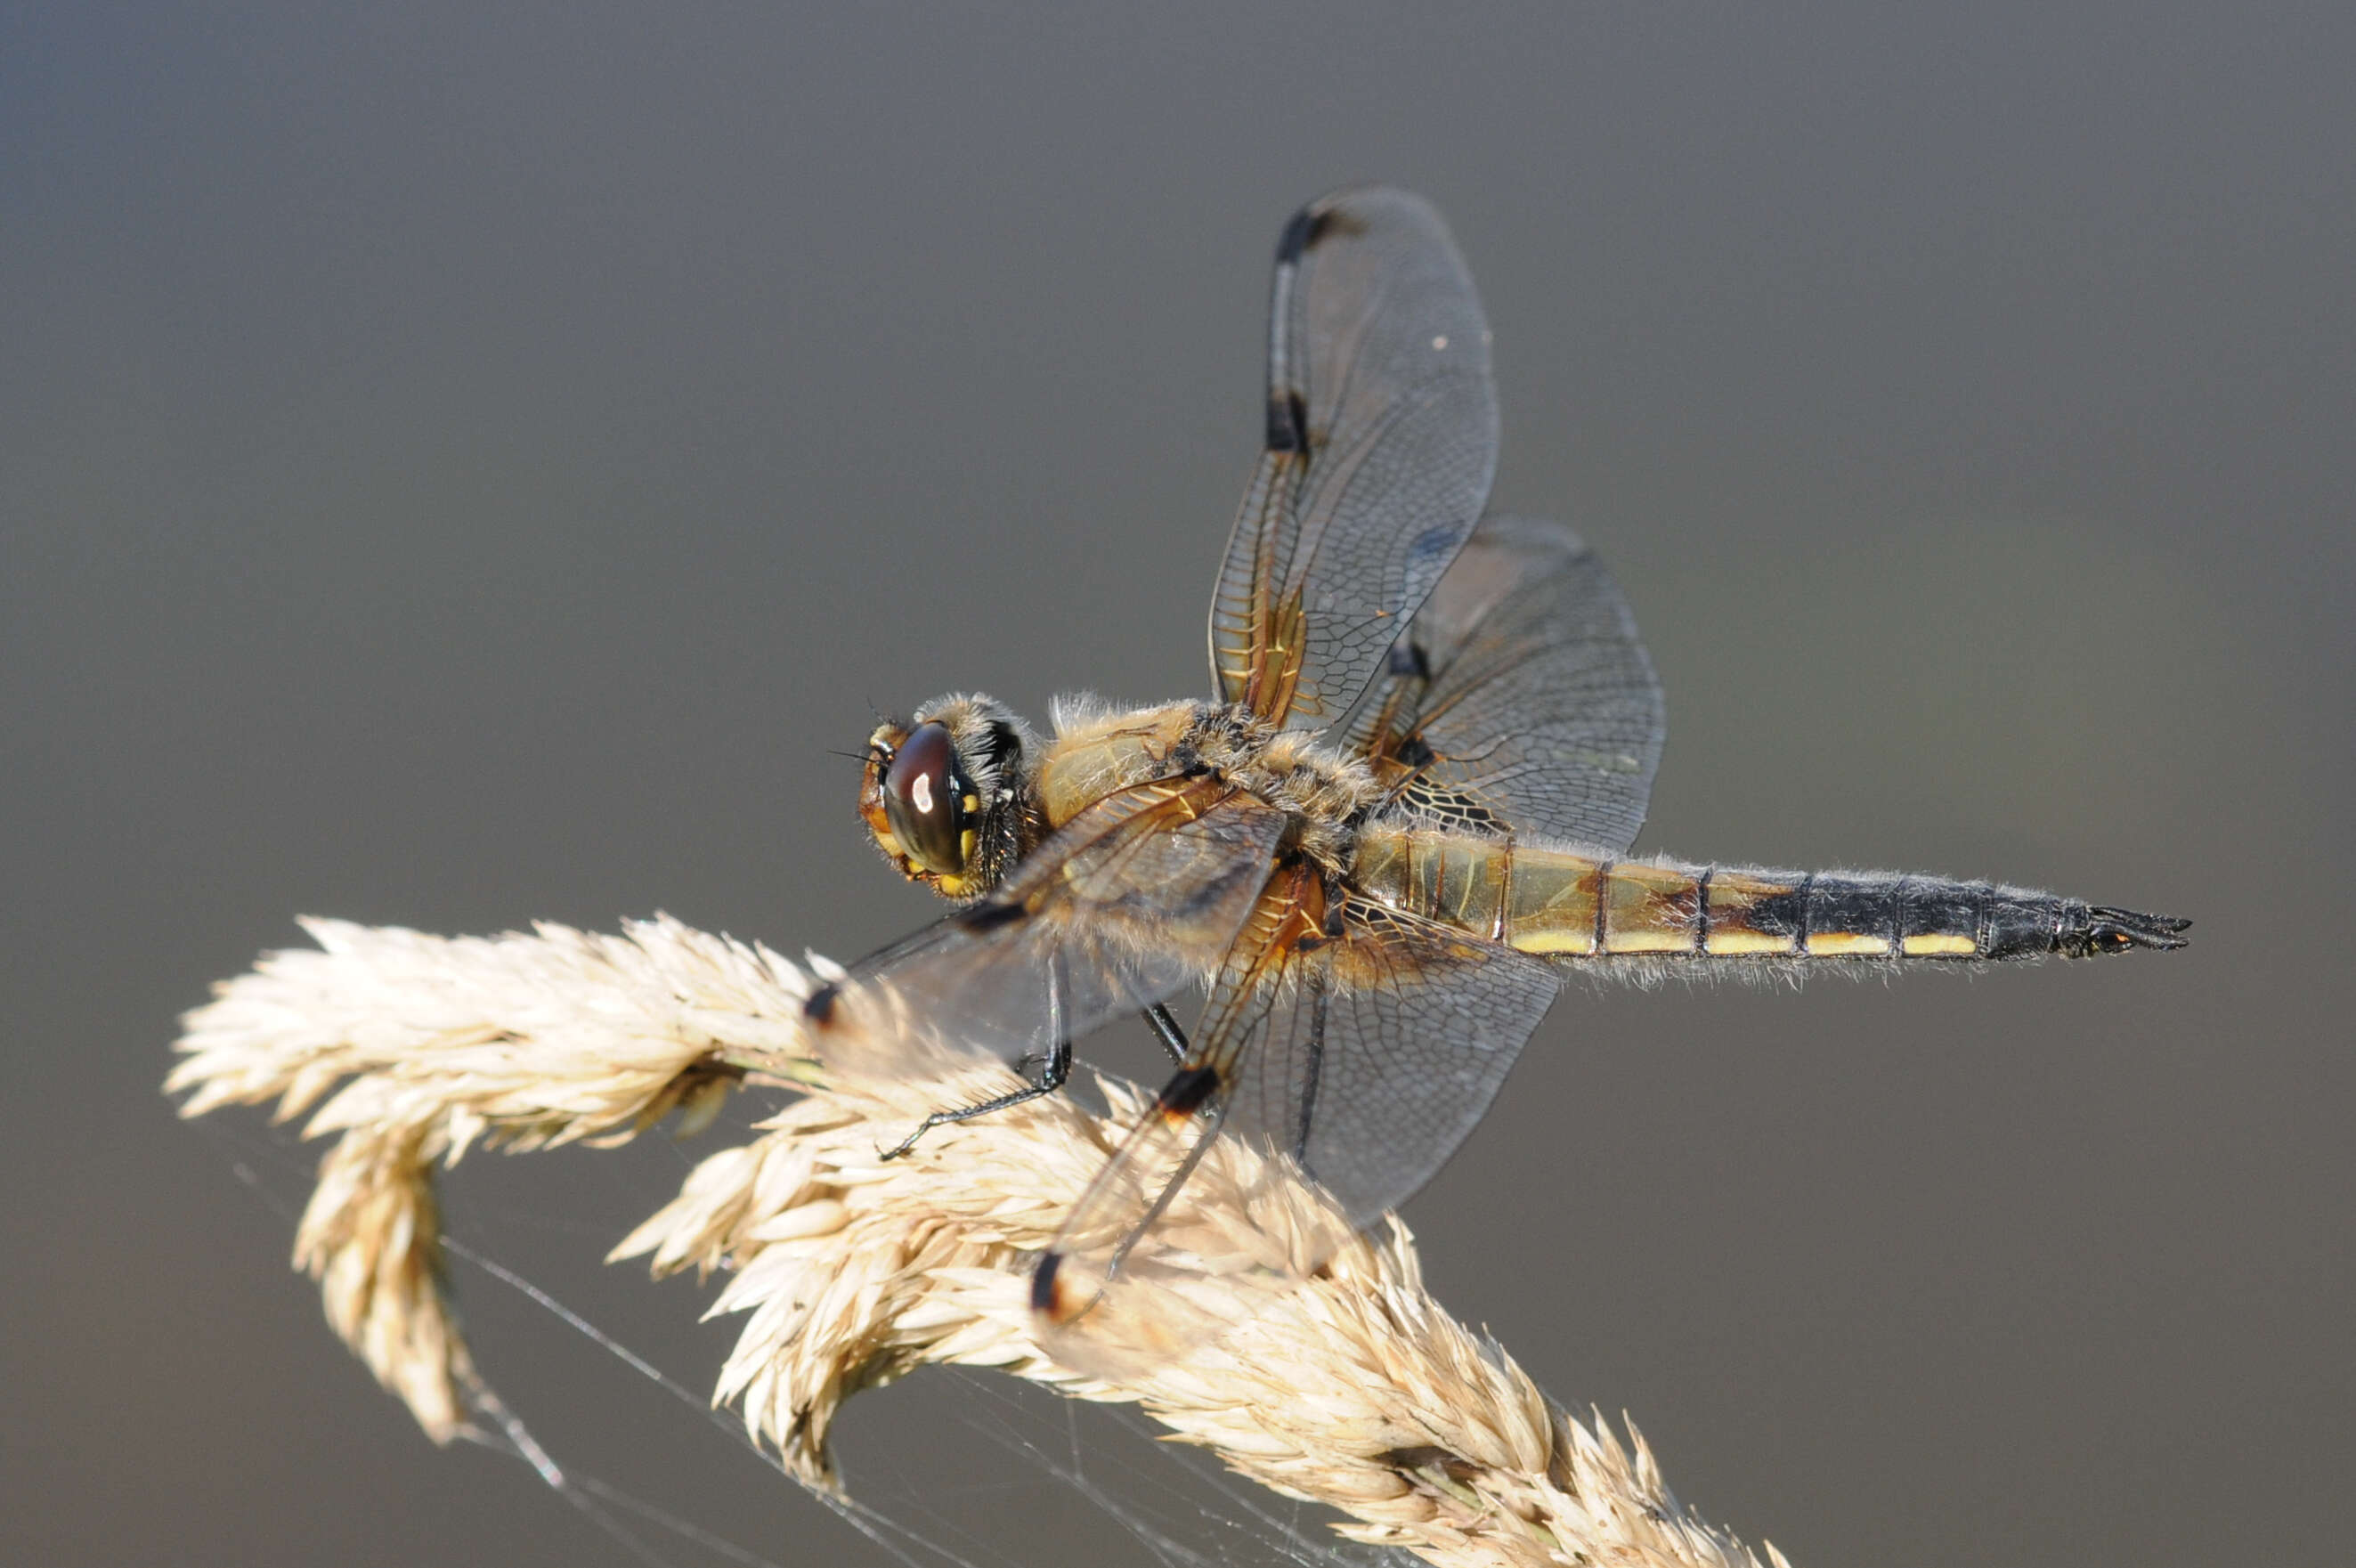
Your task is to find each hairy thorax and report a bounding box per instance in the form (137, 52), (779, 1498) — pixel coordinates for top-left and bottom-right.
(1037, 699), (1383, 874)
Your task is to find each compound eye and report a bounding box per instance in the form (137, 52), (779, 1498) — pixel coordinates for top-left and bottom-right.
(881, 721), (969, 875)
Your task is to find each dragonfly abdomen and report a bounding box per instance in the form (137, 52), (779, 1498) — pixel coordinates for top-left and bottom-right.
(1352, 827), (2188, 965)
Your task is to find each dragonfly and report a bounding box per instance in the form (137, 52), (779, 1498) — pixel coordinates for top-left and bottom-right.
(805, 186), (2188, 1357)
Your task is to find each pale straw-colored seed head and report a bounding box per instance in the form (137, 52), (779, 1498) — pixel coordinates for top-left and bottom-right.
(170, 915), (1787, 1568)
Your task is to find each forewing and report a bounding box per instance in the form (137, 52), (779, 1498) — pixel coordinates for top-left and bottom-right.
(1209, 188), (1499, 730)
(1030, 861), (1354, 1371)
(1344, 514), (1666, 852)
(1220, 897), (1561, 1225)
(803, 779), (1286, 1079)
(1031, 873), (1559, 1374)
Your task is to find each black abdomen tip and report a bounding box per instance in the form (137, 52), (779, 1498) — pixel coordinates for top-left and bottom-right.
(2068, 906), (2193, 957)
(802, 981), (841, 1023)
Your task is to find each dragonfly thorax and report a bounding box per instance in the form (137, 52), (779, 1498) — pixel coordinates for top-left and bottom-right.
(1038, 698), (1384, 880)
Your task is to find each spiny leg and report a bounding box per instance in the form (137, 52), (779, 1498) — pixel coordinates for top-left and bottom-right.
(879, 1030), (1075, 1159)
(881, 979), (1192, 1159)
(881, 950), (1069, 1160)
(1142, 1001), (1190, 1065)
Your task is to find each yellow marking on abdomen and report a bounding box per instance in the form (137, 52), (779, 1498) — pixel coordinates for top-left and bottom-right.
(1357, 834), (1990, 968)
(1603, 928), (1694, 954)
(1511, 927), (1600, 955)
(1804, 931), (1893, 957)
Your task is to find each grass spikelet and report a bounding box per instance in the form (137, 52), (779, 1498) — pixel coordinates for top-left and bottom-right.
(171, 916), (1783, 1568)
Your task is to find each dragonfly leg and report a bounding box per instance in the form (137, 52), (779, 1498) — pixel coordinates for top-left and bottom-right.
(1142, 1002), (1191, 1065)
(880, 1003), (1192, 1159)
(879, 1031), (1073, 1159)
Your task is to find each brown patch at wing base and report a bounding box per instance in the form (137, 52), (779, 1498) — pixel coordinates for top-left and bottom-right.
(1244, 585), (1310, 722)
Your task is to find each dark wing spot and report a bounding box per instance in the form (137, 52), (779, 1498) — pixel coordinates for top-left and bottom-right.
(955, 900), (1027, 934)
(1154, 1065), (1222, 1119)
(1274, 207), (1317, 265)
(1265, 388), (1310, 453)
(1029, 1251), (1068, 1317)
(1274, 201), (1369, 265)
(1304, 204), (1367, 249)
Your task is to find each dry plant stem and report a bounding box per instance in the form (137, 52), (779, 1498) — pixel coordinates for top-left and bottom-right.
(170, 917), (1789, 1568)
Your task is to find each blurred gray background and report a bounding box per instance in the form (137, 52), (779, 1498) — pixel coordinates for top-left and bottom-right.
(5, 4), (2351, 1565)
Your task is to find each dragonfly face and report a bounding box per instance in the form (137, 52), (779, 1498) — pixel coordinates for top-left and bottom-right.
(825, 186), (2189, 1361)
(859, 695), (1041, 903)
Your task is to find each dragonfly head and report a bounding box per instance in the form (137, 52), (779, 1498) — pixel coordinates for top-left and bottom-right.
(859, 694), (1041, 903)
